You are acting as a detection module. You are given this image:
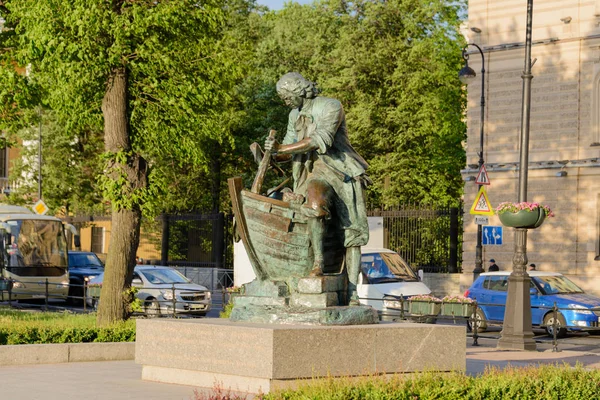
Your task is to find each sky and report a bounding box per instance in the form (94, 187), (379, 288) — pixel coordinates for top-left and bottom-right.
(257, 0), (313, 10)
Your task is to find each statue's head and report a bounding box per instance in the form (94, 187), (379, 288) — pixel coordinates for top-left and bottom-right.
(276, 72), (318, 108)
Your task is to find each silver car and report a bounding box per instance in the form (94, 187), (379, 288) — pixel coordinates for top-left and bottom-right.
(88, 265), (211, 317)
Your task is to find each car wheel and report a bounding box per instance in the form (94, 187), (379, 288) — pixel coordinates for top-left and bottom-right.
(467, 309), (487, 333)
(588, 330), (600, 336)
(144, 298), (161, 318)
(543, 312), (567, 338)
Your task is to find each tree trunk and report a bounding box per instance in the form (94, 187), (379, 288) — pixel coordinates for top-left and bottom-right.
(97, 67), (147, 326)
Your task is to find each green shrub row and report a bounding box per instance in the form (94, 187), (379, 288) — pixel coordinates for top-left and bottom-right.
(0, 325), (135, 345)
(0, 308), (135, 345)
(262, 365), (600, 400)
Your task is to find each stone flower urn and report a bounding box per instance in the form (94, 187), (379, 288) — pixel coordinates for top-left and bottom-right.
(498, 208), (546, 229)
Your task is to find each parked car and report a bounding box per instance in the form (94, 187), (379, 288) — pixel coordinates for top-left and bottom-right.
(465, 271), (600, 337)
(358, 248), (432, 320)
(67, 251), (104, 305)
(87, 265), (211, 317)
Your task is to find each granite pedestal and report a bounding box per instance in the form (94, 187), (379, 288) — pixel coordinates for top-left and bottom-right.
(136, 319), (466, 394)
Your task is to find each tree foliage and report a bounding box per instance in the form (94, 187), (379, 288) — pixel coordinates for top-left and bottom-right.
(0, 0), (245, 324)
(0, 0), (466, 321)
(237, 0), (466, 207)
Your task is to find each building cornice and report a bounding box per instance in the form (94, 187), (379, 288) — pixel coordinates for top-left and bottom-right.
(466, 33), (600, 55)
(461, 158), (600, 176)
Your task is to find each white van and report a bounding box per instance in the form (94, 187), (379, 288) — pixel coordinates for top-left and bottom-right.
(358, 248), (432, 320)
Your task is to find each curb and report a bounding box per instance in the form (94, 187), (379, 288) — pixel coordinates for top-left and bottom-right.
(0, 342), (135, 366)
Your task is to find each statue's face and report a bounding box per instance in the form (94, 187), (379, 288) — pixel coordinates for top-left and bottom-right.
(278, 88), (303, 108)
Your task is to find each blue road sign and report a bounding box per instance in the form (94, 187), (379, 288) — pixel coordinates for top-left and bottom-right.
(482, 225), (503, 245)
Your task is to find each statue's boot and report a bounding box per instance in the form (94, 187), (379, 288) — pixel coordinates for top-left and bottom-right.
(308, 217), (325, 277)
(346, 246), (361, 305)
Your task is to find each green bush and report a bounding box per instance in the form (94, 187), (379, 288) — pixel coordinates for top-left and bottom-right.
(0, 308), (135, 345)
(263, 365), (600, 400)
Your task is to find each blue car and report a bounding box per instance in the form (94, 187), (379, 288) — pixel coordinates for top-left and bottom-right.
(465, 271), (600, 338)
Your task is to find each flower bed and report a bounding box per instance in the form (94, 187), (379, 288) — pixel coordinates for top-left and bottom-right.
(407, 295), (441, 316)
(440, 295), (474, 317)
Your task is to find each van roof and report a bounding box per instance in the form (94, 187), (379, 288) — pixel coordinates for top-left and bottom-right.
(361, 248), (396, 254)
(0, 204), (61, 222)
(480, 271), (562, 277)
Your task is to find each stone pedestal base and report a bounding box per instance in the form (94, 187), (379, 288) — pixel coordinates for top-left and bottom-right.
(136, 319), (466, 394)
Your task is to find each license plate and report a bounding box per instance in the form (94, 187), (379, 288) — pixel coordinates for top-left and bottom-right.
(190, 304), (206, 310)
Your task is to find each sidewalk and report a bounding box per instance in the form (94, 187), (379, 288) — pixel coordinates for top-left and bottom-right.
(466, 337), (600, 375)
(1, 340), (599, 400)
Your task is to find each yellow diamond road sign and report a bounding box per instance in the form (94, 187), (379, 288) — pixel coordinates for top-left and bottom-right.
(33, 199), (49, 215)
(469, 186), (494, 216)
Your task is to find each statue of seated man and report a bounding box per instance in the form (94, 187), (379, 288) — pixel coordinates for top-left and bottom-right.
(265, 72), (371, 303)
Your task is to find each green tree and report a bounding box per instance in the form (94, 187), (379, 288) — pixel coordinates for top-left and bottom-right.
(8, 111), (104, 215)
(242, 0), (466, 207)
(0, 0), (242, 324)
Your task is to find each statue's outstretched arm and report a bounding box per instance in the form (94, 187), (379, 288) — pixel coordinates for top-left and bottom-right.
(277, 137), (319, 154)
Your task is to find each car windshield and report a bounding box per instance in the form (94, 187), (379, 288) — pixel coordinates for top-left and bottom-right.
(139, 269), (190, 285)
(534, 275), (584, 295)
(361, 252), (418, 283)
(68, 253), (103, 268)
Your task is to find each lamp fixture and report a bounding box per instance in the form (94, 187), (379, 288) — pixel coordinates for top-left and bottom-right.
(560, 16), (572, 24)
(470, 27), (482, 33)
(555, 171), (567, 177)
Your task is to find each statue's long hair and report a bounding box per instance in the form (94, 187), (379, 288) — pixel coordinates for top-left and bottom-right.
(276, 72), (319, 99)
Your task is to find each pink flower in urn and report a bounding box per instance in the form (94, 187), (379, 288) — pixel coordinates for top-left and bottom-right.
(495, 202), (555, 217)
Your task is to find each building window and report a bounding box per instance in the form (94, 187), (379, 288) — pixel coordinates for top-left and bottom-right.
(596, 194), (600, 260)
(592, 69), (600, 146)
(0, 147), (7, 178)
(91, 227), (104, 254)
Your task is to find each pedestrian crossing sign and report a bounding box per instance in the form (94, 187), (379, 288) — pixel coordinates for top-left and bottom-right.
(469, 186), (494, 216)
(475, 164), (491, 185)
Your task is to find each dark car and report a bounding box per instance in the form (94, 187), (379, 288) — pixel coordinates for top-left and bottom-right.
(465, 271), (600, 338)
(67, 251), (104, 305)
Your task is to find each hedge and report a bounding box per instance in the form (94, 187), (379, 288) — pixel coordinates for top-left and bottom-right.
(263, 365), (600, 400)
(0, 308), (135, 345)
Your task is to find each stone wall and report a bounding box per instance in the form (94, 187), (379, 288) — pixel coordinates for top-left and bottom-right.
(423, 272), (600, 298)
(421, 273), (464, 298)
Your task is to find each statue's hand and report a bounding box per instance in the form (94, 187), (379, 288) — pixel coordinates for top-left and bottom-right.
(264, 136), (279, 152)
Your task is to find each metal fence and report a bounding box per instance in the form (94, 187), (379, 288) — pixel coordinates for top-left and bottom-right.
(369, 204), (463, 273)
(69, 204), (461, 274)
(154, 213), (234, 269)
(0, 268), (234, 317)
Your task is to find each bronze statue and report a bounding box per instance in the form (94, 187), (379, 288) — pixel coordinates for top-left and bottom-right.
(265, 72), (371, 303)
(226, 72), (377, 324)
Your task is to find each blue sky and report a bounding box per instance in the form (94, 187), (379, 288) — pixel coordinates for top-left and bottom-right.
(257, 0), (313, 10)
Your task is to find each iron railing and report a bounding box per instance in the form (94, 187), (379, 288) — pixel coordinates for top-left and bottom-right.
(369, 204), (463, 273)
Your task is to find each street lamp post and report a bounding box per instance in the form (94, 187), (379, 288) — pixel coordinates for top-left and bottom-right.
(459, 43), (486, 277)
(497, 0), (536, 351)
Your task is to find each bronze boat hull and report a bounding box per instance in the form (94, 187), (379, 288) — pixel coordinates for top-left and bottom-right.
(228, 177), (345, 281)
